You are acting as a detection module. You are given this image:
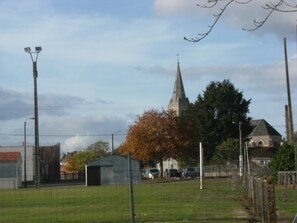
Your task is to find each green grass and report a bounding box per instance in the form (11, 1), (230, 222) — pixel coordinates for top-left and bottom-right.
(0, 178), (248, 223)
(275, 185), (297, 222)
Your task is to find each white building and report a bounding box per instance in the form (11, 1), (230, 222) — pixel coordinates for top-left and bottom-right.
(0, 146), (34, 182)
(0, 152), (22, 189)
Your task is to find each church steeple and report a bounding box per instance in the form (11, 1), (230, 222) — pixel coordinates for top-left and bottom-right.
(168, 60), (189, 116)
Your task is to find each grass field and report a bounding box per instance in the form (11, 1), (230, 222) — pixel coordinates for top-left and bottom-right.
(275, 185), (297, 222)
(0, 178), (250, 223)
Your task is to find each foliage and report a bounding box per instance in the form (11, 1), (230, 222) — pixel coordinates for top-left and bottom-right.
(211, 138), (239, 165)
(184, 79), (252, 163)
(65, 141), (109, 173)
(119, 109), (192, 167)
(269, 143), (295, 181)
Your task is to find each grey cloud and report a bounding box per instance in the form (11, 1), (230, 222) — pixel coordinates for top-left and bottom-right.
(0, 87), (90, 120)
(0, 88), (32, 120)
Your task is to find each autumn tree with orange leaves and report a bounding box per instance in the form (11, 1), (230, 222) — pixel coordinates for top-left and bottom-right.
(119, 109), (192, 177)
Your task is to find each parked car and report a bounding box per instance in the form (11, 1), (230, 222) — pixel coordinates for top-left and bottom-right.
(181, 167), (197, 178)
(164, 169), (180, 178)
(144, 168), (160, 179)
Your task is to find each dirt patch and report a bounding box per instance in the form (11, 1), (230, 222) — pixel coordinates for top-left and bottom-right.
(232, 208), (258, 223)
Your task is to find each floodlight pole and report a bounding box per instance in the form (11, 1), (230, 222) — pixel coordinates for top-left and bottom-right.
(24, 117), (34, 188)
(24, 46), (42, 188)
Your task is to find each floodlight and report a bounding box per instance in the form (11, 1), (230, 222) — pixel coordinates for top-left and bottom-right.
(35, 46), (42, 52)
(24, 47), (31, 53)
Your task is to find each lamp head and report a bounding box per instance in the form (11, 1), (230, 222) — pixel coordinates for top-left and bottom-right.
(35, 46), (42, 52)
(24, 47), (31, 53)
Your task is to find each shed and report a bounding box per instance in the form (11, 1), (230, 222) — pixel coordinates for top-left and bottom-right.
(0, 152), (22, 189)
(85, 155), (140, 186)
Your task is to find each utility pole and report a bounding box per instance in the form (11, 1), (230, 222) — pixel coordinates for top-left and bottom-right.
(111, 134), (114, 154)
(283, 38), (296, 170)
(283, 38), (294, 143)
(239, 121), (243, 177)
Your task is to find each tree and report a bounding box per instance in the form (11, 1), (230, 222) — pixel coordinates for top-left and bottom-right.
(184, 0), (297, 42)
(185, 79), (253, 163)
(119, 109), (191, 176)
(65, 141), (109, 173)
(211, 138), (239, 164)
(269, 143), (295, 181)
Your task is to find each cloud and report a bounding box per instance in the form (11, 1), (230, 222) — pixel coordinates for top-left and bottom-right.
(63, 135), (92, 152)
(134, 65), (171, 76)
(153, 0), (198, 16)
(0, 87), (92, 120)
(0, 88), (32, 120)
(0, 5), (175, 67)
(43, 115), (129, 153)
(184, 56), (296, 98)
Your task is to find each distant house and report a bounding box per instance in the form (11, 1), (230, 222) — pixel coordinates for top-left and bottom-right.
(247, 119), (282, 166)
(0, 152), (22, 189)
(60, 151), (83, 180)
(85, 155), (140, 186)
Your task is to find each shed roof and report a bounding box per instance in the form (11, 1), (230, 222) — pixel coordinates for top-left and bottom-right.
(0, 152), (21, 162)
(87, 154), (139, 167)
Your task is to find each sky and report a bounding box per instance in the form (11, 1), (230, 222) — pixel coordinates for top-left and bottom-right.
(0, 0), (296, 154)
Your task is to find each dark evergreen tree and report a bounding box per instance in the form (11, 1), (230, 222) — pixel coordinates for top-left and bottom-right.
(185, 79), (253, 163)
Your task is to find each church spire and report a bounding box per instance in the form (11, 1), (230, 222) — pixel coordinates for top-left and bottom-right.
(168, 59), (189, 116)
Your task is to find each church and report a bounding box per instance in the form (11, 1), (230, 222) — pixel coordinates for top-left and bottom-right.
(168, 60), (189, 117)
(157, 60), (190, 173)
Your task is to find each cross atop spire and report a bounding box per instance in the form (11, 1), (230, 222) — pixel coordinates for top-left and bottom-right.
(168, 59), (189, 116)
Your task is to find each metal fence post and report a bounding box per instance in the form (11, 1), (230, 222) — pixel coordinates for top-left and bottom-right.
(128, 152), (135, 223)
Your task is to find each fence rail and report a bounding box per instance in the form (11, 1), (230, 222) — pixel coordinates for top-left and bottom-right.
(278, 171), (297, 188)
(202, 164), (234, 177)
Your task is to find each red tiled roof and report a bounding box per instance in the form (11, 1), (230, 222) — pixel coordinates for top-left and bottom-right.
(0, 152), (21, 162)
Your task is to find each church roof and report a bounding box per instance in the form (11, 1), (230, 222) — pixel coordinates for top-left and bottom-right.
(249, 119), (281, 137)
(171, 61), (187, 100)
(168, 61), (189, 112)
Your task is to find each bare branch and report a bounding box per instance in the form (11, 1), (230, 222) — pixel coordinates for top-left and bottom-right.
(184, 0), (235, 42)
(198, 0), (218, 8)
(282, 0), (297, 8)
(242, 0), (283, 31)
(186, 0), (297, 42)
(265, 0), (297, 12)
(235, 0), (253, 5)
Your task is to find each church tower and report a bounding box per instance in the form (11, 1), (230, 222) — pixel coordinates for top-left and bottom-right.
(168, 60), (189, 116)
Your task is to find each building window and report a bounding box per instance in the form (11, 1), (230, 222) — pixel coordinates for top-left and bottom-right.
(258, 140), (264, 147)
